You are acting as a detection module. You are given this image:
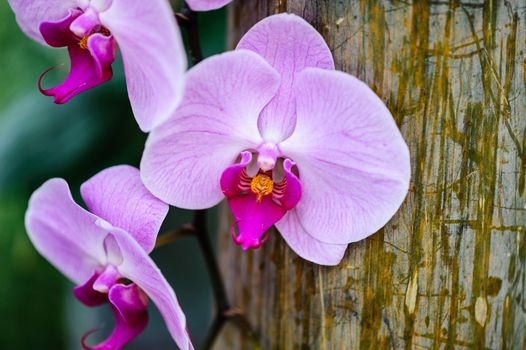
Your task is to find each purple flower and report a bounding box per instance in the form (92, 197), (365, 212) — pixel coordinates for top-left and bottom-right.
(25, 165), (193, 350)
(8, 0), (187, 131)
(186, 0), (233, 11)
(141, 14), (410, 266)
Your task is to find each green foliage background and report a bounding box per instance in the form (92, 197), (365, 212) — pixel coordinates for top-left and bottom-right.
(0, 2), (226, 348)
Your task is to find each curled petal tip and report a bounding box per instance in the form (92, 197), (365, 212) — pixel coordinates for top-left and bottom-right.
(283, 158), (296, 171)
(82, 284), (149, 350)
(251, 231), (268, 250)
(231, 223), (242, 245)
(239, 151), (253, 165)
(38, 66), (68, 104)
(81, 327), (105, 350)
(231, 222), (270, 250)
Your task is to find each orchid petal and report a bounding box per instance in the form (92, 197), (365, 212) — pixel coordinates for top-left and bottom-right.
(237, 13), (334, 143)
(276, 211), (348, 266)
(280, 68), (410, 244)
(186, 0), (232, 11)
(7, 0), (76, 43)
(141, 50), (280, 209)
(109, 228), (194, 350)
(99, 0), (187, 132)
(25, 179), (108, 284)
(80, 165), (168, 253)
(84, 284), (148, 350)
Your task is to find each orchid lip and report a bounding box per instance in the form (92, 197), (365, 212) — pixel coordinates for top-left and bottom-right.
(74, 271), (149, 350)
(221, 151), (302, 251)
(38, 8), (116, 104)
(231, 224), (270, 250)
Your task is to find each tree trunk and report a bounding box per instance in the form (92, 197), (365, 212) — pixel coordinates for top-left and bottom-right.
(217, 1), (526, 349)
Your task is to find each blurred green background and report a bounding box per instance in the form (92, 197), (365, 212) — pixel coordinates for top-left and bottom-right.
(0, 2), (226, 349)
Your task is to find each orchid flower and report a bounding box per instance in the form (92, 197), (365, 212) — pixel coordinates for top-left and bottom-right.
(186, 0), (233, 11)
(141, 14), (410, 266)
(8, 0), (187, 132)
(25, 165), (193, 350)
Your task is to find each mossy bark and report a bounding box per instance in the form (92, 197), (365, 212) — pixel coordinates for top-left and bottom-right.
(217, 1), (526, 349)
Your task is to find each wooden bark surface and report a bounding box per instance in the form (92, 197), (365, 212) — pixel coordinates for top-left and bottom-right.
(217, 1), (526, 349)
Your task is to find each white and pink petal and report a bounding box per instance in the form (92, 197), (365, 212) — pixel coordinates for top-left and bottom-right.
(25, 179), (109, 284)
(186, 0), (233, 11)
(276, 211), (348, 266)
(99, 0), (187, 131)
(237, 13), (334, 143)
(109, 227), (194, 350)
(280, 68), (410, 245)
(80, 165), (168, 254)
(7, 0), (77, 43)
(141, 50), (280, 209)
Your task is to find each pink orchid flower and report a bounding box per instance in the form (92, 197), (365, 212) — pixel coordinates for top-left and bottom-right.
(25, 165), (193, 350)
(141, 14), (410, 266)
(186, 0), (233, 11)
(8, 0), (187, 132)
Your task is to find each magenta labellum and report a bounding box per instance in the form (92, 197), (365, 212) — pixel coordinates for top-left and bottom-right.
(220, 151), (301, 250)
(38, 8), (116, 104)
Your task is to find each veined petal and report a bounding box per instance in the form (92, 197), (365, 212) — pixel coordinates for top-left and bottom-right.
(237, 13), (334, 143)
(186, 0), (232, 11)
(141, 50), (280, 209)
(280, 68), (410, 245)
(99, 0), (187, 132)
(276, 210), (348, 266)
(25, 179), (108, 284)
(109, 228), (194, 350)
(80, 165), (168, 253)
(7, 0), (77, 43)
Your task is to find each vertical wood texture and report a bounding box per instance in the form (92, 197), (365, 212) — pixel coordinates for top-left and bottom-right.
(217, 1), (526, 349)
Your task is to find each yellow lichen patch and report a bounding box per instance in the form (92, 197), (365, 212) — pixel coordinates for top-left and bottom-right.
(250, 173), (274, 202)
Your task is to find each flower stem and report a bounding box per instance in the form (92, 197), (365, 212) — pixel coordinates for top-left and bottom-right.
(193, 209), (230, 313)
(155, 225), (195, 248)
(176, 3), (204, 65)
(194, 209), (261, 349)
